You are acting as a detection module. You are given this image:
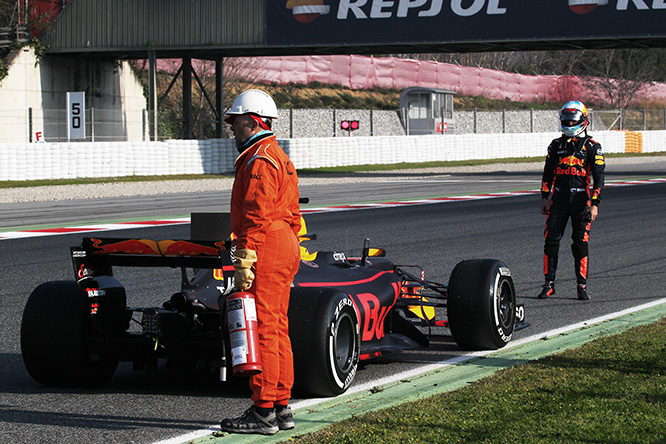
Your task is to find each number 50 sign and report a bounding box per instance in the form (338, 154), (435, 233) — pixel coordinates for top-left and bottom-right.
(67, 91), (86, 141)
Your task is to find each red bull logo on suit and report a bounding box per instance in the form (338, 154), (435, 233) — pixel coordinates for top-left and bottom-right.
(559, 155), (585, 167)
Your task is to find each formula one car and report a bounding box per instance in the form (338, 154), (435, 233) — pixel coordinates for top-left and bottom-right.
(21, 212), (526, 397)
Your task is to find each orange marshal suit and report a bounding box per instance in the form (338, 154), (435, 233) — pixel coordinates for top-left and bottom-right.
(231, 132), (301, 406)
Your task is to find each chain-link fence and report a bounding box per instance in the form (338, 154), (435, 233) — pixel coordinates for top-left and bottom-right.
(1, 108), (150, 143)
(590, 109), (666, 131)
(3, 107), (666, 143)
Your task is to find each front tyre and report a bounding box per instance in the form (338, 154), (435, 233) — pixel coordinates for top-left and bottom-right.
(21, 281), (119, 386)
(447, 259), (516, 350)
(289, 288), (360, 397)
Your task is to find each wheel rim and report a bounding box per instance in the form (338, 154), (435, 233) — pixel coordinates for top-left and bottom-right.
(496, 278), (515, 330)
(334, 313), (356, 373)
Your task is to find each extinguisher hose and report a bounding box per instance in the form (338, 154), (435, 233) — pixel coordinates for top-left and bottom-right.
(220, 303), (228, 382)
(220, 333), (228, 381)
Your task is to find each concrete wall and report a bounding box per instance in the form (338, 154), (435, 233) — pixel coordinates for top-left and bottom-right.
(0, 47), (146, 143)
(1, 130), (662, 181)
(274, 108), (406, 138)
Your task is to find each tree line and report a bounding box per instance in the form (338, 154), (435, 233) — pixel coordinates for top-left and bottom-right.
(403, 49), (666, 109)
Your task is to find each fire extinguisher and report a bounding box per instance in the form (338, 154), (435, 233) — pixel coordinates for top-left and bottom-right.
(226, 291), (262, 376)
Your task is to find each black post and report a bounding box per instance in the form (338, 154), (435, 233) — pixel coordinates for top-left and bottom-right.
(28, 107), (33, 142)
(216, 57), (224, 138)
(182, 56), (193, 139)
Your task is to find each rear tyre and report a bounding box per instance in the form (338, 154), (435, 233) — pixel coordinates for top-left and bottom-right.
(447, 259), (516, 350)
(289, 288), (360, 397)
(21, 281), (119, 386)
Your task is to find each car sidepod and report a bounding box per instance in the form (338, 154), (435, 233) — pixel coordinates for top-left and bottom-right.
(289, 251), (429, 396)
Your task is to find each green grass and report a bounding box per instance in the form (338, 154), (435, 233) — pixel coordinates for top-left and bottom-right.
(297, 157), (545, 175)
(285, 318), (666, 444)
(2, 152), (662, 189)
(0, 173), (233, 189)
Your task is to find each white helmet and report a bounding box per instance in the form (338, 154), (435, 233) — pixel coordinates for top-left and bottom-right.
(559, 100), (589, 137)
(224, 89), (278, 123)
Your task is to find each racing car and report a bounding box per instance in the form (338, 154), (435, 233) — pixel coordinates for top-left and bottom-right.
(21, 212), (526, 397)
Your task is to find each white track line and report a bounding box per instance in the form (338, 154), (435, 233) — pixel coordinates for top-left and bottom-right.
(153, 296), (666, 444)
(2, 178), (663, 241)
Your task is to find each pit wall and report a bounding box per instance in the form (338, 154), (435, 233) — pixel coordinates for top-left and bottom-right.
(0, 131), (662, 181)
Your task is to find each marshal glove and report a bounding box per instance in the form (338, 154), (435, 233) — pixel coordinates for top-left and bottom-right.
(232, 248), (257, 290)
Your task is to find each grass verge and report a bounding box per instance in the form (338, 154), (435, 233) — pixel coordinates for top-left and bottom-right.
(285, 318), (666, 444)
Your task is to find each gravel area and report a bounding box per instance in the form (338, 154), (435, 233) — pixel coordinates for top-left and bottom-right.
(1, 157), (663, 204)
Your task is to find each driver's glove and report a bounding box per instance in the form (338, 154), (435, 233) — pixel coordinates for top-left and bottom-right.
(232, 248), (257, 290)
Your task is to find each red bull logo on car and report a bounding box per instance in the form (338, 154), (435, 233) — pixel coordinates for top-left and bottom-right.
(159, 240), (226, 256)
(89, 238), (226, 256)
(90, 238), (161, 255)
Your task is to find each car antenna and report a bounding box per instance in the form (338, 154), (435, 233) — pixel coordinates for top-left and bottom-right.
(361, 238), (370, 267)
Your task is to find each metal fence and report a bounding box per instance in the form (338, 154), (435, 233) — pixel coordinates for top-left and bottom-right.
(0, 108), (150, 143)
(591, 109), (666, 131)
(0, 26), (31, 45)
(3, 107), (666, 143)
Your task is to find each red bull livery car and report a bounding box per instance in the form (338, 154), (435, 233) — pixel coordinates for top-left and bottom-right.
(21, 213), (527, 397)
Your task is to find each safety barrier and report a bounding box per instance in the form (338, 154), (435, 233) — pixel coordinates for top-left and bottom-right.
(0, 131), (663, 181)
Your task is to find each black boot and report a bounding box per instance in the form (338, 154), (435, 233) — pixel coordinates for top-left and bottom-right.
(276, 405), (295, 430)
(577, 284), (590, 301)
(538, 281), (555, 299)
(220, 406), (278, 435)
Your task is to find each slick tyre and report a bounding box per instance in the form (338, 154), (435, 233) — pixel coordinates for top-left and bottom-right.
(289, 288), (360, 397)
(447, 259), (516, 350)
(21, 281), (119, 387)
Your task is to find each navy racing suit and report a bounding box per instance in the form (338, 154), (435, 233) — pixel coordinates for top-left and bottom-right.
(541, 135), (605, 285)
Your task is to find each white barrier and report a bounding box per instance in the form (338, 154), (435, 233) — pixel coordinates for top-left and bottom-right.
(0, 131), (664, 181)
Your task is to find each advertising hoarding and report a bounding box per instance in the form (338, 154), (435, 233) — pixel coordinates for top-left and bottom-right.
(267, 1), (666, 47)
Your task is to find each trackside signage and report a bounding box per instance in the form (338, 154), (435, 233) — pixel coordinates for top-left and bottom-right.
(267, 1), (666, 46)
(66, 91), (86, 141)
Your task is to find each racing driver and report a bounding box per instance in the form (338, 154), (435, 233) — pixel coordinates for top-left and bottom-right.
(220, 89), (301, 435)
(539, 100), (605, 301)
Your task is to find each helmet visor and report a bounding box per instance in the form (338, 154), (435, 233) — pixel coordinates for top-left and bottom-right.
(560, 110), (584, 126)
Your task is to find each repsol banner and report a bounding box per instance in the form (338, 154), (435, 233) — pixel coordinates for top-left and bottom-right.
(267, 1), (666, 46)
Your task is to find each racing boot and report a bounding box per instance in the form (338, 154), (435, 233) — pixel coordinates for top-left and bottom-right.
(537, 281), (555, 299)
(220, 406), (278, 435)
(276, 404), (295, 430)
(577, 283), (590, 301)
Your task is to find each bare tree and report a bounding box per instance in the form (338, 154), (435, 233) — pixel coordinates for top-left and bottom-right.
(399, 49), (665, 109)
(131, 57), (270, 139)
(0, 0), (16, 28)
(581, 49), (658, 109)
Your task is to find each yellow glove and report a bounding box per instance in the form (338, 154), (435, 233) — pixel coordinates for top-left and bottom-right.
(232, 248), (257, 290)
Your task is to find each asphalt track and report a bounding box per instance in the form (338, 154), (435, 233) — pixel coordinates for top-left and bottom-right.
(0, 159), (664, 444)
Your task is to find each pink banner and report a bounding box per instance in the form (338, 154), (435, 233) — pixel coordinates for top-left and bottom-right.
(151, 55), (666, 104)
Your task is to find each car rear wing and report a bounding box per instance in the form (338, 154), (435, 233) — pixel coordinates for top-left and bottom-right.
(71, 212), (236, 279)
(71, 237), (232, 280)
